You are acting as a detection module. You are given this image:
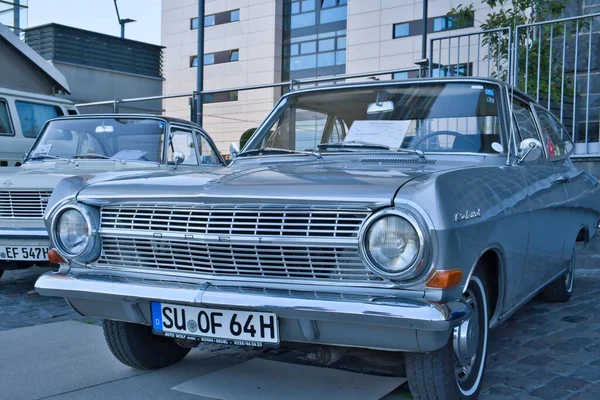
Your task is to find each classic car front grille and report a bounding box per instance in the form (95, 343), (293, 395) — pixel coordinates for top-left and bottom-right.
(0, 191), (52, 218)
(95, 237), (378, 282)
(100, 207), (369, 238)
(95, 206), (378, 284)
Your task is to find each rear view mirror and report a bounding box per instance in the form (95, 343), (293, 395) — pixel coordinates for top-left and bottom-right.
(95, 125), (114, 133)
(518, 138), (542, 163)
(367, 101), (394, 114)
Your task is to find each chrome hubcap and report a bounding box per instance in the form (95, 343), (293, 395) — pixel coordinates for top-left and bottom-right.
(453, 289), (479, 381)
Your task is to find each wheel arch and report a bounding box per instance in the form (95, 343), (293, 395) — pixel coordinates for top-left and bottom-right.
(464, 247), (505, 328)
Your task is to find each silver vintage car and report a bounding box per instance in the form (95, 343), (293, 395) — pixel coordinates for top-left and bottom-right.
(36, 79), (600, 399)
(0, 114), (224, 278)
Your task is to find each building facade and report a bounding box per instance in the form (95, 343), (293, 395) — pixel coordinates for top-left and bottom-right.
(24, 23), (164, 114)
(161, 0), (494, 152)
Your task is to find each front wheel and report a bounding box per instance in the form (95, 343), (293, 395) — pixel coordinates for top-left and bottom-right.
(103, 319), (191, 369)
(405, 274), (489, 399)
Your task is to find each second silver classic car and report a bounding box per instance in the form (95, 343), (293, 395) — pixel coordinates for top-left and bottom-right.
(36, 79), (600, 399)
(0, 115), (224, 278)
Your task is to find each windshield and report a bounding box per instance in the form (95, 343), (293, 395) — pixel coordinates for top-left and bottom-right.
(27, 118), (166, 162)
(244, 82), (505, 155)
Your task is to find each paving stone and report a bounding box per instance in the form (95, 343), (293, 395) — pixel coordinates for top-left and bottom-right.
(571, 366), (600, 383)
(519, 354), (555, 366)
(548, 376), (591, 391)
(531, 385), (572, 399)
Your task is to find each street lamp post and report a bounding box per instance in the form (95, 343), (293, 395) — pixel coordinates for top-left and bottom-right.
(196, 0), (205, 126)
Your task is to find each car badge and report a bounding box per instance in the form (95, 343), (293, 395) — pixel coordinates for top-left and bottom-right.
(3, 180), (10, 187)
(455, 208), (482, 222)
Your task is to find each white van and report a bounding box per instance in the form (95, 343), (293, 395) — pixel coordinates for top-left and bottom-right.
(0, 88), (78, 166)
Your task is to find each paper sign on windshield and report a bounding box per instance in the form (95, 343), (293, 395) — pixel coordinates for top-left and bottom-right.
(345, 120), (411, 149)
(32, 144), (52, 156)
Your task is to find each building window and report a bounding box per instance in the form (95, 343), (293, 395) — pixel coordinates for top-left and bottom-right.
(393, 23), (410, 38)
(433, 13), (474, 32)
(392, 71), (419, 80)
(190, 49), (240, 68)
(203, 91), (239, 104)
(191, 9), (241, 30)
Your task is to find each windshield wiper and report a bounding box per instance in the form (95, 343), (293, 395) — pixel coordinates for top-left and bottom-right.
(318, 141), (391, 150)
(237, 147), (321, 159)
(26, 154), (65, 161)
(397, 148), (426, 159)
(72, 153), (112, 160)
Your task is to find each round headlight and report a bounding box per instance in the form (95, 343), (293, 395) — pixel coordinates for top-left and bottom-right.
(365, 215), (421, 277)
(56, 208), (91, 256)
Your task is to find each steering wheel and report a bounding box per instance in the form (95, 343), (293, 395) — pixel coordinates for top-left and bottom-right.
(409, 130), (480, 152)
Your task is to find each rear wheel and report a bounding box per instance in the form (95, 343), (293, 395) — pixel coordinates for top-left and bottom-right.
(405, 273), (489, 399)
(542, 246), (576, 303)
(103, 319), (191, 369)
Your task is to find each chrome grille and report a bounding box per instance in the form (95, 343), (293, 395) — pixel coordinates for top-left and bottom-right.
(0, 191), (52, 218)
(95, 237), (378, 282)
(95, 206), (377, 284)
(100, 206), (368, 238)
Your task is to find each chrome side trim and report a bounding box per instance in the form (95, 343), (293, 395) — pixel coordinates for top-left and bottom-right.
(35, 271), (470, 331)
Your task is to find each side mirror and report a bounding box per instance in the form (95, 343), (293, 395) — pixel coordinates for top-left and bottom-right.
(229, 142), (240, 160)
(172, 151), (185, 167)
(518, 138), (543, 163)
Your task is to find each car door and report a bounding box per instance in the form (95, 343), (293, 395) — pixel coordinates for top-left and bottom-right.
(533, 105), (596, 256)
(513, 97), (569, 296)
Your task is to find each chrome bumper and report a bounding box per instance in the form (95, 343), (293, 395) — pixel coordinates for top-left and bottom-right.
(35, 271), (470, 351)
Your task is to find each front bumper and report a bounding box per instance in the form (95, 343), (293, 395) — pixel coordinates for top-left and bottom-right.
(0, 227), (48, 239)
(35, 271), (470, 352)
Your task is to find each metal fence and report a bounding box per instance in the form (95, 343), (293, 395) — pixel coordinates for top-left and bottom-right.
(431, 13), (600, 158)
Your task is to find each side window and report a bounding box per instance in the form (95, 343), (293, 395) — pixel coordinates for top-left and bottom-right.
(0, 100), (13, 136)
(198, 133), (222, 165)
(512, 99), (541, 142)
(168, 129), (198, 165)
(534, 106), (574, 158)
(15, 101), (63, 138)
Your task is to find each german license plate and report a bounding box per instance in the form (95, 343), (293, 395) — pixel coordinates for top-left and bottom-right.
(151, 302), (279, 347)
(0, 246), (49, 261)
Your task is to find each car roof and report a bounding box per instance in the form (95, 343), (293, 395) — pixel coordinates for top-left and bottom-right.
(47, 114), (201, 129)
(284, 76), (519, 98)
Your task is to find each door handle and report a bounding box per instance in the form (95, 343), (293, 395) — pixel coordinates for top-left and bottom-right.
(555, 176), (570, 184)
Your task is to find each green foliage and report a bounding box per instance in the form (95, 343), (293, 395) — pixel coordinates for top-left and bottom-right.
(451, 0), (574, 102)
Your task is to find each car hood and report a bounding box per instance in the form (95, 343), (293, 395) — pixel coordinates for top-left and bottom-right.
(0, 160), (176, 191)
(76, 157), (482, 209)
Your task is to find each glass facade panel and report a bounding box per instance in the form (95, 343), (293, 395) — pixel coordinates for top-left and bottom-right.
(205, 15), (216, 27)
(291, 12), (316, 28)
(230, 9), (240, 21)
(320, 6), (346, 24)
(204, 54), (215, 65)
(318, 52), (335, 67)
(283, 0), (347, 80)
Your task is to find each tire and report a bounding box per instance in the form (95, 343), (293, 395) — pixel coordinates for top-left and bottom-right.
(541, 245), (576, 303)
(0, 267), (4, 280)
(103, 319), (191, 370)
(405, 273), (489, 400)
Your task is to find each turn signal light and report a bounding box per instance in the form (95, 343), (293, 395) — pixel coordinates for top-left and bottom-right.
(425, 269), (463, 289)
(48, 249), (66, 264)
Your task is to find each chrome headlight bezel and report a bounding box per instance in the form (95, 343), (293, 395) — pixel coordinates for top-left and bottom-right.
(50, 204), (101, 262)
(359, 208), (429, 281)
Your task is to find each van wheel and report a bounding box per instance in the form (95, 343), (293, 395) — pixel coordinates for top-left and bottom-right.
(103, 319), (191, 370)
(405, 273), (489, 399)
(542, 246), (576, 303)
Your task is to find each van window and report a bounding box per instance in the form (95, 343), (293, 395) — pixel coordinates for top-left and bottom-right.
(0, 100), (13, 136)
(15, 101), (63, 138)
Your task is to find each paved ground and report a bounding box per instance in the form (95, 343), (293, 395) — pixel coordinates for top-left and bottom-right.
(1, 260), (600, 399)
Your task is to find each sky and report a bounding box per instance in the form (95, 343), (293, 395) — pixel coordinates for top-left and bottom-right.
(27, 0), (161, 45)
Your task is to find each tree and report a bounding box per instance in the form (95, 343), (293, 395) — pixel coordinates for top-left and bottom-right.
(240, 128), (257, 149)
(452, 0), (573, 102)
